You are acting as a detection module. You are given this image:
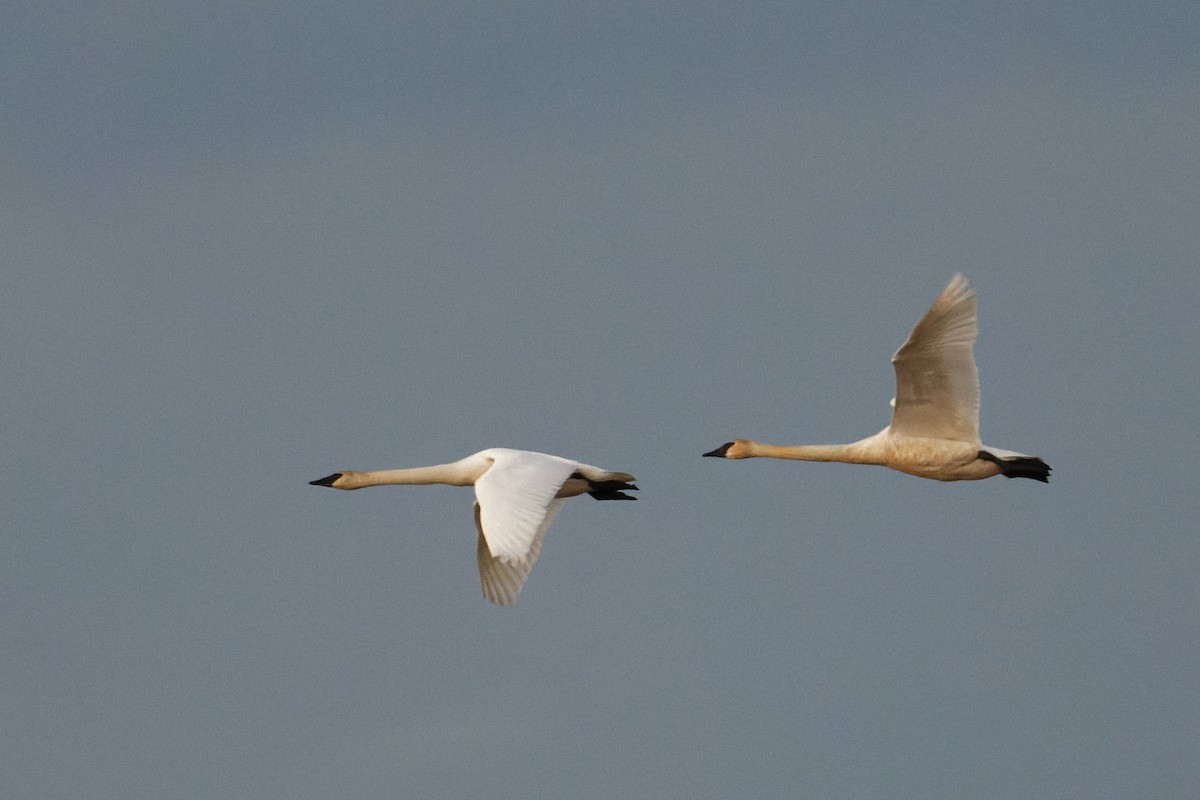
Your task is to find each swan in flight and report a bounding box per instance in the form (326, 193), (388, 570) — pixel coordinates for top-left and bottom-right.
(704, 274), (1050, 482)
(309, 448), (637, 605)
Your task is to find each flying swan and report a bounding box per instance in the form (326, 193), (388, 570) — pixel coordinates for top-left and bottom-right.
(703, 274), (1050, 482)
(309, 448), (637, 605)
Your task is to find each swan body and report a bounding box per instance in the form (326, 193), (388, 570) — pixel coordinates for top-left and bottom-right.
(704, 275), (1050, 483)
(309, 448), (637, 605)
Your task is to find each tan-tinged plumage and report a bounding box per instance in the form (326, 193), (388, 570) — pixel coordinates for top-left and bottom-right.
(704, 274), (1050, 482)
(310, 448), (637, 605)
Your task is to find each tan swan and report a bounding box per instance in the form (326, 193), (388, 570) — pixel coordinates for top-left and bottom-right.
(704, 274), (1050, 482)
(310, 448), (637, 605)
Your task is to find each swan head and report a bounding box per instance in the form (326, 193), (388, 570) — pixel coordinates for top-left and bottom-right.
(703, 440), (753, 459)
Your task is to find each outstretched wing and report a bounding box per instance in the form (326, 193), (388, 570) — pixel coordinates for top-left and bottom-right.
(889, 274), (981, 442)
(475, 499), (564, 605)
(472, 449), (576, 566)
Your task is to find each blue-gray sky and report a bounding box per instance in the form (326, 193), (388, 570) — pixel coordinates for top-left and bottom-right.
(4, 3), (1199, 797)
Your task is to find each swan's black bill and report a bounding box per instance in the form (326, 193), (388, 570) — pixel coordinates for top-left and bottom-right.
(703, 443), (733, 458)
(309, 473), (342, 487)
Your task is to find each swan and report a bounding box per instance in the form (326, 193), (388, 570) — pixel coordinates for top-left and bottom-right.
(309, 448), (637, 605)
(703, 274), (1050, 482)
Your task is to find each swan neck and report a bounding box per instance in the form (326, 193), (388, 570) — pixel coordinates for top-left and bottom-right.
(750, 442), (879, 465)
(349, 460), (478, 488)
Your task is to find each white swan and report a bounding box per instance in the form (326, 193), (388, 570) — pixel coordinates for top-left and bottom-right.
(704, 274), (1050, 482)
(309, 448), (637, 605)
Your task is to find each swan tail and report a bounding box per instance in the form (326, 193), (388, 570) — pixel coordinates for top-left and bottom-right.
(566, 470), (638, 501)
(977, 451), (1051, 483)
(580, 478), (638, 500)
(587, 480), (639, 500)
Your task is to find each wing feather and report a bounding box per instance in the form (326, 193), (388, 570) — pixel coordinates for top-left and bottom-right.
(472, 449), (576, 566)
(889, 274), (981, 442)
(475, 499), (563, 605)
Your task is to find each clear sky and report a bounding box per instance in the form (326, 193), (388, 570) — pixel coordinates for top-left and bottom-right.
(4, 3), (1198, 798)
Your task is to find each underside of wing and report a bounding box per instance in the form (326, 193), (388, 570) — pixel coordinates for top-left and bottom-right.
(889, 274), (981, 442)
(473, 450), (576, 566)
(475, 499), (562, 605)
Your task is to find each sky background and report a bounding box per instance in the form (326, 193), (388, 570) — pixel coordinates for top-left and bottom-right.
(4, 2), (1199, 798)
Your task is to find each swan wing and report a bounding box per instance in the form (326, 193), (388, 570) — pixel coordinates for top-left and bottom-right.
(889, 274), (980, 442)
(475, 499), (563, 605)
(472, 449), (576, 566)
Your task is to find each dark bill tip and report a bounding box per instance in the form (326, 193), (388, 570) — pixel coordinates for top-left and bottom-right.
(309, 473), (342, 487)
(703, 443), (733, 458)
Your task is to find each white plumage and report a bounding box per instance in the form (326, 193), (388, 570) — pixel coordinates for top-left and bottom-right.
(310, 448), (637, 605)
